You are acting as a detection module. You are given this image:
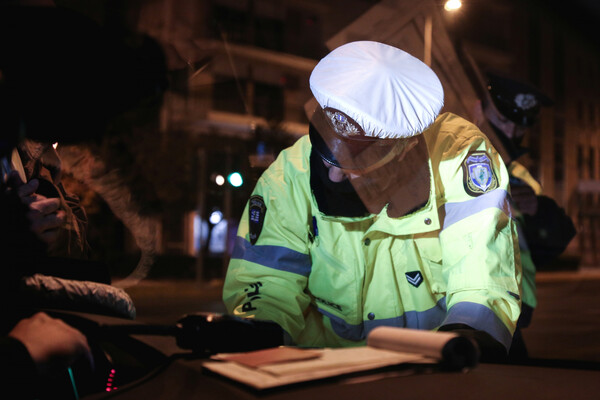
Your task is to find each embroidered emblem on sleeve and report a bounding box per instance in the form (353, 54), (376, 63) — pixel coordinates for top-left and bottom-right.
(462, 151), (499, 196)
(248, 195), (266, 245)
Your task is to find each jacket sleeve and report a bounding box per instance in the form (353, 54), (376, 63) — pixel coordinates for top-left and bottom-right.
(222, 161), (317, 344)
(436, 125), (522, 352)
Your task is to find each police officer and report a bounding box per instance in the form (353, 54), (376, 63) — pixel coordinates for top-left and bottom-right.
(477, 72), (575, 358)
(223, 41), (522, 361)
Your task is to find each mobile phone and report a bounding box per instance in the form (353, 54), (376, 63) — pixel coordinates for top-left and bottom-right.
(1, 148), (27, 184)
(1, 155), (12, 184)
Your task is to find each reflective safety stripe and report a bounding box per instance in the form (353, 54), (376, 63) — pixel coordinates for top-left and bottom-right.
(318, 298), (448, 341)
(231, 237), (312, 276)
(319, 308), (365, 341)
(441, 301), (513, 351)
(441, 189), (511, 231)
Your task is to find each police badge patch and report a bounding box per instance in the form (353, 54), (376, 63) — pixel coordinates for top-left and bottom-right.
(248, 195), (266, 245)
(462, 151), (498, 196)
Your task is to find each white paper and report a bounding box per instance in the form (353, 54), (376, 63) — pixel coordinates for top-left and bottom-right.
(202, 327), (467, 390)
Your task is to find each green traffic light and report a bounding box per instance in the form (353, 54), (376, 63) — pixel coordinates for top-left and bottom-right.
(227, 172), (243, 187)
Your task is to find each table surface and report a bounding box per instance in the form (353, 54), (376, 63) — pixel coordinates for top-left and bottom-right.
(87, 354), (600, 400)
(82, 274), (600, 400)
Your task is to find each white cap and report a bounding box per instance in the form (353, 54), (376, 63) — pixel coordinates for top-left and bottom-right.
(309, 41), (444, 139)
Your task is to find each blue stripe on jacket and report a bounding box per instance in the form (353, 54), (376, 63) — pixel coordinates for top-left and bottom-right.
(231, 236), (312, 276)
(318, 298), (512, 351)
(318, 298), (448, 341)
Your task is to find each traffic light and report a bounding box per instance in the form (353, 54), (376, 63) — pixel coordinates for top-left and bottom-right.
(227, 172), (243, 187)
(211, 172), (242, 187)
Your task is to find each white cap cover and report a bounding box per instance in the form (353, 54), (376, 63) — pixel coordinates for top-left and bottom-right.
(309, 41), (444, 139)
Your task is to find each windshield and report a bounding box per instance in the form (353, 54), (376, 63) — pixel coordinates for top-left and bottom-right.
(2, 0), (598, 383)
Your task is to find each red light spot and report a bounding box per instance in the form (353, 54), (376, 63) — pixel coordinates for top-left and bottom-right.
(106, 388), (112, 392)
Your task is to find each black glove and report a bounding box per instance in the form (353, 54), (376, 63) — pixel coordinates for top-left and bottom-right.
(175, 312), (285, 356)
(522, 195), (576, 268)
(439, 324), (507, 363)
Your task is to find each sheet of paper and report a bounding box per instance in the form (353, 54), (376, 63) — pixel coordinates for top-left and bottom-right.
(203, 346), (432, 389)
(257, 347), (427, 376)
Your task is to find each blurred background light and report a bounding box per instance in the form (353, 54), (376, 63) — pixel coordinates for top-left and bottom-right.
(444, 0), (462, 11)
(227, 172), (243, 187)
(209, 209), (223, 225)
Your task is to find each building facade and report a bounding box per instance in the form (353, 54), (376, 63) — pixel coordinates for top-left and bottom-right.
(59, 0), (600, 278)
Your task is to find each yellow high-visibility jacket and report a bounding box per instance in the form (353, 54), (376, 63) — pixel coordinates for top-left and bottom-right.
(223, 113), (522, 351)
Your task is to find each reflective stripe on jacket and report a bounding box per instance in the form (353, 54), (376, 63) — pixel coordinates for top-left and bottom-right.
(223, 112), (522, 351)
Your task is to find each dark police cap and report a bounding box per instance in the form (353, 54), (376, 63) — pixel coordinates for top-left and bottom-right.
(487, 73), (553, 127)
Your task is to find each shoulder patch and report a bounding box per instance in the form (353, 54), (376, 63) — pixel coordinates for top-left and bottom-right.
(248, 195), (266, 245)
(462, 151), (498, 196)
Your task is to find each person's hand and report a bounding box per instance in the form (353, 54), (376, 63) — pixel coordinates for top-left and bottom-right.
(510, 183), (538, 216)
(8, 312), (93, 375)
(15, 176), (66, 245)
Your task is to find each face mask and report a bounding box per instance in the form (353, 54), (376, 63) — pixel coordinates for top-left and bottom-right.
(309, 148), (368, 217)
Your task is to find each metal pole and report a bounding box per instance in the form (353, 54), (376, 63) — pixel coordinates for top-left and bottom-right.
(196, 147), (207, 284)
(222, 147), (233, 278)
(424, 14), (433, 67)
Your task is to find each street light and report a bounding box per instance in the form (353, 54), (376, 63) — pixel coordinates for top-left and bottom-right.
(444, 0), (462, 12)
